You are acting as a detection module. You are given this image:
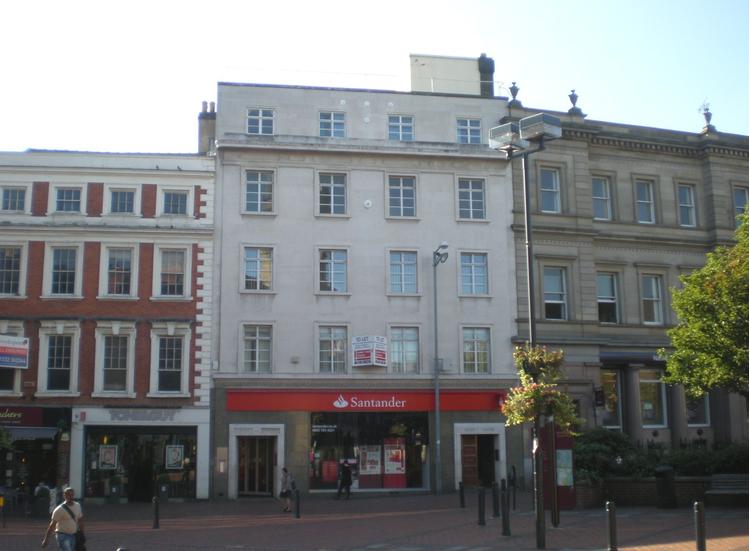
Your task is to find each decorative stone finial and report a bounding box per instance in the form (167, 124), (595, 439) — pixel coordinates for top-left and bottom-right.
(567, 89), (585, 117)
(700, 102), (716, 133)
(508, 82), (522, 108)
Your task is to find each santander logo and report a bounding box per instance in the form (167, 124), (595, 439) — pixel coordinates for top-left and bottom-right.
(333, 395), (349, 408)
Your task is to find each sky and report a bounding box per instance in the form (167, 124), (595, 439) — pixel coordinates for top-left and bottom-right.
(1, 0), (747, 154)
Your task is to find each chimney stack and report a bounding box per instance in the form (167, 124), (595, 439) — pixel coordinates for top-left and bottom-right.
(198, 101), (216, 155)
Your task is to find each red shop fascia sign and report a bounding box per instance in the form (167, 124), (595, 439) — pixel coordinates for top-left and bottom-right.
(226, 389), (507, 412)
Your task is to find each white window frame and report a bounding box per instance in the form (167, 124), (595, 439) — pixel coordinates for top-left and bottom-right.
(243, 169), (275, 215)
(247, 108), (275, 135)
(387, 175), (418, 218)
(240, 323), (274, 374)
(543, 266), (568, 321)
(461, 326), (491, 374)
(151, 244), (192, 300)
(0, 242), (28, 298)
(539, 167), (561, 214)
(635, 179), (656, 224)
(677, 183), (697, 227)
(592, 176), (612, 221)
(98, 244), (139, 299)
(387, 249), (419, 296)
(316, 323), (349, 374)
(49, 183), (87, 215)
(241, 245), (275, 293)
(316, 172), (348, 217)
(600, 369), (622, 430)
(388, 325), (420, 374)
(686, 394), (711, 428)
(457, 118), (481, 144)
(640, 274), (664, 325)
(93, 321), (136, 397)
(732, 185), (748, 226)
(457, 177), (487, 220)
(639, 369), (668, 429)
(42, 243), (84, 298)
(458, 251), (490, 296)
(319, 111), (346, 138)
(596, 272), (619, 324)
(157, 186), (194, 217)
(148, 322), (191, 397)
(388, 114), (414, 141)
(36, 321), (81, 397)
(316, 247), (349, 294)
(0, 183), (32, 214)
(0, 320), (25, 396)
(103, 184), (141, 216)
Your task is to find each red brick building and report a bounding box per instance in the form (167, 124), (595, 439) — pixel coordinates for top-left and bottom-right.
(0, 150), (214, 501)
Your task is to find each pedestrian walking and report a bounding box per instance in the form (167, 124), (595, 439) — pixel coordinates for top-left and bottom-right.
(336, 460), (352, 499)
(280, 467), (295, 512)
(41, 486), (85, 551)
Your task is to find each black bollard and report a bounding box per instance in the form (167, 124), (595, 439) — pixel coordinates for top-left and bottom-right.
(295, 489), (300, 519)
(511, 466), (517, 510)
(500, 479), (511, 536)
(477, 487), (486, 526)
(606, 501), (617, 551)
(459, 481), (465, 508)
(492, 482), (500, 518)
(694, 501), (706, 551)
(152, 496), (159, 529)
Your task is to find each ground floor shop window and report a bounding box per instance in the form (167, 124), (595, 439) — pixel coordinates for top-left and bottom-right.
(84, 427), (196, 501)
(309, 412), (428, 490)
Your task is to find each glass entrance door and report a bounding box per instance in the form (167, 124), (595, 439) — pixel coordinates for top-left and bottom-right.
(237, 436), (275, 496)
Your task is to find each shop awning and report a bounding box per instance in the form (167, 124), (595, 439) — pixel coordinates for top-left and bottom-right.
(3, 426), (58, 441)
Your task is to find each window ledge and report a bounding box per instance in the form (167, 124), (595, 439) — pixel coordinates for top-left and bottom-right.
(40, 295), (84, 300)
(91, 392), (137, 399)
(239, 289), (276, 295)
(458, 293), (493, 299)
(0, 294), (27, 300)
(241, 211), (277, 217)
(0, 391), (23, 397)
(385, 216), (421, 222)
(149, 296), (193, 302)
(386, 293), (422, 298)
(96, 295), (139, 301)
(146, 392), (191, 399)
(314, 214), (351, 220)
(456, 218), (490, 224)
(642, 424), (668, 429)
(314, 292), (351, 297)
(35, 391), (81, 398)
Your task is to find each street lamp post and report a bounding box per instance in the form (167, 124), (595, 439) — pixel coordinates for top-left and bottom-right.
(432, 241), (449, 495)
(490, 113), (562, 549)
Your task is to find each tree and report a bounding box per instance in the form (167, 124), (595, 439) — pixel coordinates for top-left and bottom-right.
(661, 213), (749, 400)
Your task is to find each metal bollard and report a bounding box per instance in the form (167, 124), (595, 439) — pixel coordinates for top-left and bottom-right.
(295, 489), (300, 519)
(500, 479), (511, 536)
(152, 496), (159, 529)
(694, 501), (706, 551)
(477, 487), (486, 526)
(606, 501), (617, 551)
(511, 466), (517, 510)
(492, 482), (500, 518)
(459, 481), (465, 508)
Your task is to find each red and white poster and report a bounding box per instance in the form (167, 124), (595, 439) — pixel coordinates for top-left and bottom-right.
(359, 445), (382, 475)
(351, 336), (387, 367)
(383, 437), (406, 488)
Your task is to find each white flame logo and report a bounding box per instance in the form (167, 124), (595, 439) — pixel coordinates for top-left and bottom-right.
(333, 395), (349, 408)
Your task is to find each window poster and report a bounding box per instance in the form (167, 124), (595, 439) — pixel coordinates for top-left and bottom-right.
(359, 445), (382, 475)
(98, 445), (118, 470)
(384, 441), (405, 474)
(556, 449), (574, 487)
(166, 445), (184, 470)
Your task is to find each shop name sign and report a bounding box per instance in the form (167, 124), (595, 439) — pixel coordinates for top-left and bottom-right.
(108, 409), (178, 422)
(333, 394), (406, 409)
(0, 335), (29, 369)
(352, 336), (387, 367)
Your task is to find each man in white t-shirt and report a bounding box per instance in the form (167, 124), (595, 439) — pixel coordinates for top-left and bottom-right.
(42, 487), (84, 551)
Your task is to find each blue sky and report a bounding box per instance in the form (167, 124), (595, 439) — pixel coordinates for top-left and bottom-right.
(1, 0), (747, 153)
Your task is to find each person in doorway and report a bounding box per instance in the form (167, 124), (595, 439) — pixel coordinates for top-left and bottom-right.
(336, 460), (352, 500)
(280, 467), (295, 512)
(41, 487), (85, 551)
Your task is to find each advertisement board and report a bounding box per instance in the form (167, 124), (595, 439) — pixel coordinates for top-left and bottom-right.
(0, 335), (29, 369)
(352, 336), (387, 367)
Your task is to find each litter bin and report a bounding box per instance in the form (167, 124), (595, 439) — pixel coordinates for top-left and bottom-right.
(654, 465), (677, 508)
(108, 481), (122, 504)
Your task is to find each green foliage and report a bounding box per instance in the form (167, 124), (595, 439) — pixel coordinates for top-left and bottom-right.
(661, 213), (749, 399)
(574, 428), (749, 481)
(503, 345), (579, 431)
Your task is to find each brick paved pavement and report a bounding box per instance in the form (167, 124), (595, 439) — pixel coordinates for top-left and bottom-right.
(1, 490), (746, 550)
